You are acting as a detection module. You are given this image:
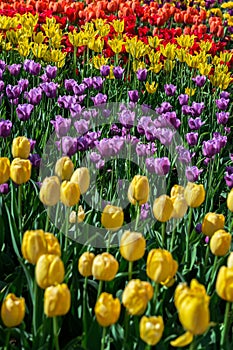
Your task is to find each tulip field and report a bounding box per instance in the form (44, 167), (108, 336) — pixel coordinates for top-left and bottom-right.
(1, 0), (233, 349)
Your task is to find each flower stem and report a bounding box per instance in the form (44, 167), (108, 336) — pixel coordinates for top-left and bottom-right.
(145, 345), (151, 350)
(97, 280), (103, 299)
(73, 46), (77, 78)
(128, 261), (133, 281)
(123, 312), (130, 350)
(170, 225), (176, 251)
(45, 206), (51, 232)
(207, 255), (218, 294)
(33, 277), (38, 337)
(81, 277), (88, 350)
(135, 203), (140, 231)
(53, 317), (60, 350)
(161, 222), (166, 248)
(4, 328), (10, 350)
(185, 207), (193, 266)
(189, 337), (196, 350)
(221, 301), (232, 347)
(64, 208), (70, 251)
(18, 184), (23, 240)
(100, 327), (107, 350)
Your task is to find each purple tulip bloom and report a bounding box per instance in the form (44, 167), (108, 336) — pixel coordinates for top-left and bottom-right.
(73, 83), (86, 96)
(18, 79), (29, 92)
(185, 166), (203, 182)
(216, 111), (229, 125)
(100, 65), (110, 77)
(202, 139), (219, 158)
(90, 152), (101, 163)
(155, 102), (172, 114)
(156, 128), (175, 146)
(16, 104), (34, 121)
(7, 64), (21, 76)
(74, 119), (89, 134)
(6, 84), (22, 100)
(176, 146), (193, 165)
(0, 81), (4, 92)
(51, 115), (71, 138)
(220, 91), (230, 99)
(136, 69), (147, 82)
(0, 60), (6, 71)
(96, 159), (105, 169)
(24, 59), (41, 75)
(215, 98), (229, 111)
(0, 69), (3, 80)
(186, 132), (198, 146)
(60, 136), (77, 156)
(29, 139), (36, 151)
(92, 76), (104, 91)
(128, 90), (139, 102)
(195, 223), (202, 234)
(188, 117), (205, 130)
(58, 95), (76, 109)
(83, 77), (93, 89)
(164, 84), (177, 96)
(24, 87), (43, 105)
(95, 137), (124, 158)
(190, 102), (205, 117)
(64, 79), (77, 92)
(182, 105), (192, 115)
(91, 93), (107, 106)
(29, 154), (41, 168)
(146, 157), (170, 175)
(45, 65), (57, 79)
(0, 183), (9, 194)
(119, 109), (135, 128)
(69, 103), (83, 118)
(40, 82), (58, 98)
(113, 66), (124, 79)
(136, 143), (147, 156)
(192, 75), (206, 87)
(178, 94), (189, 106)
(0, 119), (12, 137)
(137, 117), (153, 135)
(140, 203), (150, 220)
(225, 166), (233, 188)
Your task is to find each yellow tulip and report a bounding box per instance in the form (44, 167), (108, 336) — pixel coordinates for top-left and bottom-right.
(128, 175), (149, 206)
(39, 176), (60, 207)
(210, 230), (231, 256)
(170, 331), (194, 347)
(139, 316), (164, 346)
(60, 180), (80, 207)
(44, 232), (61, 257)
(12, 136), (30, 159)
(10, 158), (31, 185)
(120, 231), (146, 261)
(1, 293), (25, 328)
(171, 194), (188, 219)
(216, 266), (233, 302)
(122, 279), (153, 316)
(153, 195), (173, 222)
(78, 252), (95, 277)
(227, 189), (233, 212)
(101, 205), (124, 231)
(70, 167), (90, 194)
(0, 157), (10, 184)
(227, 252), (233, 268)
(35, 254), (65, 289)
(55, 156), (74, 180)
(145, 81), (158, 94)
(146, 249), (178, 285)
(95, 292), (121, 327)
(21, 229), (47, 265)
(184, 182), (205, 208)
(202, 212), (225, 237)
(92, 253), (118, 281)
(170, 184), (185, 197)
(69, 205), (85, 224)
(44, 284), (71, 317)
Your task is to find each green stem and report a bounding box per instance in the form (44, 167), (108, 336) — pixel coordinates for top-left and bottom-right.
(33, 277), (38, 337)
(18, 184), (23, 240)
(207, 255), (218, 294)
(161, 222), (166, 248)
(106, 230), (112, 252)
(204, 244), (210, 268)
(221, 301), (232, 347)
(135, 203), (140, 231)
(64, 209), (70, 251)
(45, 206), (51, 232)
(4, 328), (10, 350)
(152, 282), (159, 314)
(53, 317), (60, 350)
(128, 261), (133, 281)
(185, 207), (193, 266)
(170, 225), (176, 252)
(145, 345), (151, 350)
(100, 327), (107, 350)
(73, 46), (77, 78)
(81, 277), (88, 350)
(97, 280), (103, 299)
(189, 337), (196, 350)
(123, 312), (130, 350)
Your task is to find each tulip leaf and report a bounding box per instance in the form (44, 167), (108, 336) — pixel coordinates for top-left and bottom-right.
(4, 202), (20, 258)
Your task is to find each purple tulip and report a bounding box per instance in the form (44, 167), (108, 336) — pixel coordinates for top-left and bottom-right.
(225, 166), (233, 188)
(185, 166), (203, 182)
(178, 94), (189, 106)
(182, 105), (192, 115)
(136, 69), (147, 82)
(192, 75), (206, 87)
(7, 64), (21, 76)
(0, 60), (6, 71)
(113, 66), (124, 79)
(164, 84), (177, 96)
(190, 102), (205, 117)
(136, 143), (147, 156)
(29, 139), (36, 151)
(74, 119), (89, 134)
(60, 136), (77, 156)
(40, 82), (58, 98)
(0, 69), (3, 80)
(29, 154), (41, 168)
(73, 83), (86, 96)
(146, 157), (170, 175)
(216, 111), (229, 125)
(0, 119), (12, 137)
(64, 79), (77, 92)
(195, 223), (202, 234)
(24, 59), (41, 75)
(100, 65), (110, 77)
(176, 146), (193, 164)
(45, 65), (57, 79)
(16, 104), (34, 121)
(51, 115), (71, 138)
(156, 128), (175, 146)
(188, 117), (205, 130)
(128, 90), (139, 102)
(140, 203), (150, 220)
(83, 77), (93, 88)
(92, 76), (104, 91)
(96, 159), (105, 169)
(90, 152), (101, 163)
(91, 93), (107, 106)
(6, 84), (22, 100)
(137, 116), (153, 135)
(69, 103), (83, 118)
(186, 132), (198, 146)
(58, 95), (76, 109)
(18, 79), (29, 92)
(119, 109), (135, 128)
(202, 139), (218, 158)
(0, 81), (4, 92)
(0, 183), (9, 194)
(155, 102), (172, 114)
(220, 91), (230, 99)
(24, 87), (43, 105)
(215, 98), (230, 111)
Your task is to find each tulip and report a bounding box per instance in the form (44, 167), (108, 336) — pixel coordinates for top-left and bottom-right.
(227, 252), (233, 268)
(44, 232), (61, 257)
(146, 249), (178, 285)
(101, 205), (124, 231)
(70, 167), (90, 194)
(39, 176), (60, 206)
(44, 283), (71, 317)
(216, 266), (233, 302)
(122, 279), (153, 316)
(12, 136), (30, 159)
(69, 205), (85, 224)
(227, 189), (233, 212)
(184, 182), (205, 208)
(170, 184), (185, 197)
(202, 212), (225, 237)
(1, 293), (25, 328)
(35, 254), (65, 289)
(120, 231), (146, 261)
(210, 230), (231, 256)
(153, 195), (173, 222)
(0, 157), (10, 184)
(171, 194), (188, 219)
(55, 156), (74, 180)
(92, 253), (118, 281)
(139, 316), (164, 346)
(21, 230), (47, 264)
(10, 158), (31, 185)
(128, 175), (149, 205)
(60, 180), (80, 207)
(95, 292), (121, 327)
(78, 252), (95, 277)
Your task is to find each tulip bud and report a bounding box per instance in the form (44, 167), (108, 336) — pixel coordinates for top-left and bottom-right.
(128, 175), (149, 205)
(210, 229), (231, 256)
(92, 253), (119, 281)
(70, 167), (90, 194)
(44, 232), (61, 256)
(10, 158), (31, 185)
(0, 157), (10, 184)
(153, 195), (173, 222)
(170, 184), (185, 197)
(184, 182), (205, 208)
(69, 205), (85, 224)
(60, 180), (80, 207)
(120, 231), (146, 261)
(202, 212), (225, 237)
(44, 283), (71, 317)
(140, 316), (164, 346)
(95, 292), (121, 327)
(227, 189), (233, 212)
(55, 156), (74, 180)
(122, 279), (153, 315)
(21, 230), (47, 264)
(12, 136), (30, 159)
(35, 254), (65, 289)
(146, 249), (178, 285)
(216, 266), (233, 302)
(227, 252), (233, 268)
(171, 194), (188, 219)
(101, 205), (124, 231)
(1, 293), (25, 328)
(78, 252), (95, 277)
(39, 176), (60, 206)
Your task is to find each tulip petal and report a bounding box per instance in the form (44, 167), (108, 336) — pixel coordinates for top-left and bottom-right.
(170, 331), (193, 347)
